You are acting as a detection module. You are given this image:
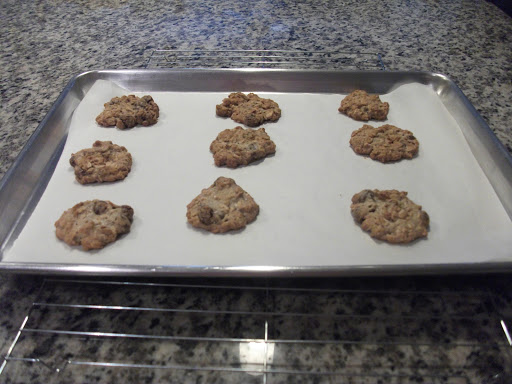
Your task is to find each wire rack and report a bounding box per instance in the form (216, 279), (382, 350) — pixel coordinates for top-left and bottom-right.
(144, 49), (386, 70)
(1, 278), (511, 383)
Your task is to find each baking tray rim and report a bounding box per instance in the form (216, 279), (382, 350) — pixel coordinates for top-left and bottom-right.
(1, 261), (512, 277)
(1, 68), (511, 277)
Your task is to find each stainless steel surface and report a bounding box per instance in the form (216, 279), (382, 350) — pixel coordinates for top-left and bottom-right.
(0, 278), (511, 383)
(1, 69), (511, 276)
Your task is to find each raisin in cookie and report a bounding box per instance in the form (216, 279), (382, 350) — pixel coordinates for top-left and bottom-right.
(338, 90), (389, 121)
(96, 95), (159, 129)
(216, 92), (281, 127)
(55, 200), (134, 250)
(210, 126), (276, 168)
(69, 141), (132, 184)
(186, 177), (259, 233)
(350, 124), (419, 163)
(351, 189), (429, 244)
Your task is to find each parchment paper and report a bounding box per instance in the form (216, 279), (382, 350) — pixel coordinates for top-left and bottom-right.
(5, 80), (512, 267)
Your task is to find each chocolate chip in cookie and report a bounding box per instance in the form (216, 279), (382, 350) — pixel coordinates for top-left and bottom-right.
(55, 200), (134, 250)
(96, 95), (159, 129)
(338, 90), (389, 121)
(216, 92), (281, 127)
(210, 126), (276, 168)
(186, 177), (259, 233)
(351, 189), (429, 243)
(69, 141), (132, 184)
(350, 124), (419, 163)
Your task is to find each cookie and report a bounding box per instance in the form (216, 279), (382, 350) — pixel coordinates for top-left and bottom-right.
(96, 95), (159, 129)
(186, 177), (259, 233)
(69, 141), (132, 184)
(210, 126), (276, 168)
(350, 124), (419, 163)
(55, 200), (134, 250)
(216, 92), (281, 127)
(351, 189), (429, 243)
(338, 90), (389, 121)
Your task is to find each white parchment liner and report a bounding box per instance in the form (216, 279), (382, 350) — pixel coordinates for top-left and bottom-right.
(6, 80), (512, 267)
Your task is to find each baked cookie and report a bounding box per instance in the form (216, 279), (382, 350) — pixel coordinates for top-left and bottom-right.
(350, 124), (419, 163)
(186, 177), (259, 233)
(96, 95), (159, 129)
(338, 90), (389, 121)
(210, 126), (276, 168)
(351, 189), (429, 243)
(69, 141), (132, 184)
(216, 92), (281, 127)
(55, 200), (134, 250)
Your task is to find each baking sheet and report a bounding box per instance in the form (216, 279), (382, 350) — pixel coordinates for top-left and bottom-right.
(4, 79), (512, 267)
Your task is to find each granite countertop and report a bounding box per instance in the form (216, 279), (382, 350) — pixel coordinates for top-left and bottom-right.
(1, 0), (511, 382)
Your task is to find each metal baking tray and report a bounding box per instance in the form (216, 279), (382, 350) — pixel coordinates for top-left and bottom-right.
(1, 69), (511, 276)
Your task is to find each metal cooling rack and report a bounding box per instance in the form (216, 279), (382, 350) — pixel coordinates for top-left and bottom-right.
(144, 49), (386, 70)
(1, 278), (511, 383)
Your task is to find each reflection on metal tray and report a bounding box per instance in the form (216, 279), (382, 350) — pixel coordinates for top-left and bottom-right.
(0, 278), (511, 383)
(0, 69), (511, 276)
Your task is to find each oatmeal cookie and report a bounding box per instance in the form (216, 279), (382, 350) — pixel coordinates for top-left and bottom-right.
(216, 92), (281, 127)
(55, 200), (134, 250)
(350, 124), (419, 163)
(338, 90), (389, 121)
(210, 126), (276, 168)
(186, 177), (259, 233)
(69, 141), (132, 184)
(96, 95), (159, 129)
(351, 189), (429, 243)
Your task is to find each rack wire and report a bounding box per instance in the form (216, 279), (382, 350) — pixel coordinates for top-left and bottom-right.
(1, 278), (511, 383)
(144, 49), (386, 70)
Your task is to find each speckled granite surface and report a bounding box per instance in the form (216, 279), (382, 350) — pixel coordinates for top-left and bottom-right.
(1, 0), (511, 382)
(0, 275), (510, 383)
